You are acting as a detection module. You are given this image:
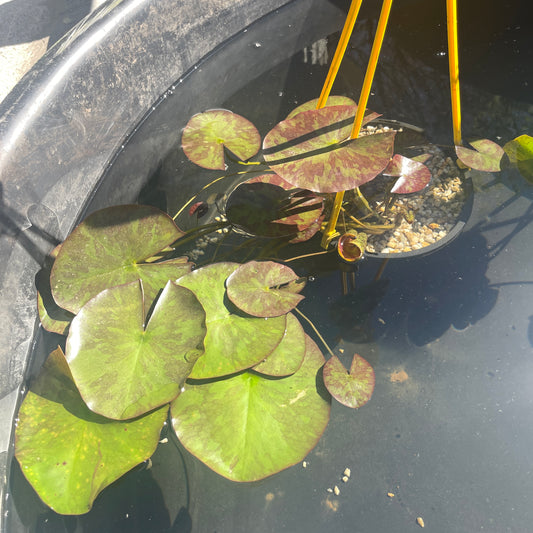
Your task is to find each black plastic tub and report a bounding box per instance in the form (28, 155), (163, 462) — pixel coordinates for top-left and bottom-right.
(2, 0), (533, 531)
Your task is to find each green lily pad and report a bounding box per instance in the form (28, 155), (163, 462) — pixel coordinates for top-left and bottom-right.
(51, 205), (190, 314)
(65, 280), (206, 420)
(383, 154), (431, 194)
(263, 106), (395, 193)
(253, 312), (306, 376)
(504, 134), (533, 183)
(15, 347), (167, 515)
(455, 139), (504, 172)
(170, 334), (330, 481)
(181, 109), (261, 170)
(176, 262), (287, 379)
(286, 96), (358, 119)
(246, 174), (324, 243)
(226, 261), (305, 317)
(323, 354), (375, 409)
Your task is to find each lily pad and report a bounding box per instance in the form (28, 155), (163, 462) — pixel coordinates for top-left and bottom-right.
(176, 262), (286, 379)
(226, 260), (305, 317)
(37, 245), (74, 335)
(323, 354), (375, 409)
(383, 154), (431, 194)
(263, 106), (395, 193)
(504, 134), (533, 183)
(246, 174), (324, 243)
(65, 280), (206, 420)
(170, 334), (330, 481)
(15, 347), (167, 515)
(286, 96), (357, 119)
(51, 205), (190, 314)
(181, 109), (261, 170)
(455, 139), (504, 172)
(253, 312), (306, 376)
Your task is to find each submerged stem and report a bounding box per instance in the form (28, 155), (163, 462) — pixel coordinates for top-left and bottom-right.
(293, 307), (336, 359)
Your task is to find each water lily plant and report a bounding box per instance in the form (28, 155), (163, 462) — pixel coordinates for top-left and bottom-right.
(17, 203), (375, 515)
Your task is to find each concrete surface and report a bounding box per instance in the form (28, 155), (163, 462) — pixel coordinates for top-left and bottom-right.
(0, 0), (105, 103)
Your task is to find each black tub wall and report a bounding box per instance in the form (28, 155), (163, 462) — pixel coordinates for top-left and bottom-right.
(0, 0), (336, 520)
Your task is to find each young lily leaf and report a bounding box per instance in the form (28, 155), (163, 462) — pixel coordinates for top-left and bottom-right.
(263, 106), (395, 193)
(51, 205), (190, 314)
(226, 260), (305, 317)
(170, 334), (330, 481)
(15, 347), (167, 515)
(286, 96), (357, 119)
(66, 280), (206, 420)
(503, 134), (533, 183)
(383, 154), (431, 194)
(323, 354), (375, 409)
(176, 263), (286, 379)
(181, 109), (261, 170)
(246, 173), (324, 243)
(253, 312), (306, 376)
(455, 139), (504, 172)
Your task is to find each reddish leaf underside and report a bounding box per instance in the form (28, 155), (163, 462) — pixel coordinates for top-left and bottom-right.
(181, 109), (261, 170)
(383, 154), (432, 194)
(323, 354), (375, 409)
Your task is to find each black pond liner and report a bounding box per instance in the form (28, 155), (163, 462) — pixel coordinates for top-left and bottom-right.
(3, 0), (533, 532)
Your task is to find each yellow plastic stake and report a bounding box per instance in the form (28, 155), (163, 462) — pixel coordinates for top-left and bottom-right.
(447, 0), (462, 146)
(316, 0), (364, 110)
(321, 0), (394, 249)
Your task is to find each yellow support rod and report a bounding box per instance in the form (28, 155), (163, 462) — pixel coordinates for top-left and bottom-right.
(316, 0), (364, 110)
(321, 0), (394, 249)
(446, 0), (462, 146)
(350, 0), (394, 140)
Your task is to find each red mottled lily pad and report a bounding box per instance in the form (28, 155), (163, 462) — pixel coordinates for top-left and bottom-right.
(455, 139), (504, 172)
(253, 313), (306, 376)
(15, 347), (167, 515)
(323, 354), (375, 409)
(65, 280), (206, 420)
(383, 154), (431, 194)
(51, 205), (190, 314)
(246, 173), (324, 242)
(263, 106), (395, 193)
(504, 134), (533, 183)
(176, 262), (287, 379)
(226, 261), (305, 318)
(170, 334), (330, 481)
(286, 96), (358, 119)
(181, 109), (261, 170)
